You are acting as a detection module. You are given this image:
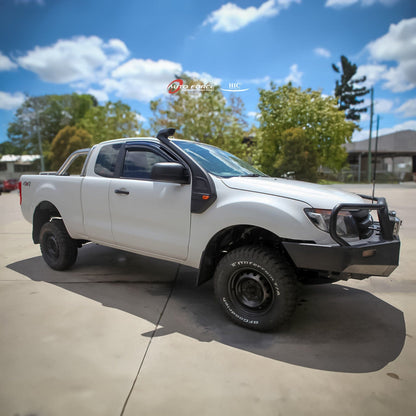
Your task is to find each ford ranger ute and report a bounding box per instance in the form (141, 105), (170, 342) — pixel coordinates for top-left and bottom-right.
(19, 128), (401, 331)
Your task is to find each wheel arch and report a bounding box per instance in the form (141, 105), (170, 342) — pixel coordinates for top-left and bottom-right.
(196, 224), (284, 286)
(32, 201), (62, 244)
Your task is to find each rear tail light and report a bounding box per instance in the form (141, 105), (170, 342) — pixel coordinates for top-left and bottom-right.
(18, 181), (22, 205)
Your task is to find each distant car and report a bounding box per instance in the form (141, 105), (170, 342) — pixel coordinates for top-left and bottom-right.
(3, 179), (19, 192)
(0, 180), (3, 194)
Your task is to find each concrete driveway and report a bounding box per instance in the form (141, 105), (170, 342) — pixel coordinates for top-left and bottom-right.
(1, 184), (415, 416)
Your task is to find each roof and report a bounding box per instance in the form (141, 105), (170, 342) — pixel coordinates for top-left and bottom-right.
(98, 137), (160, 146)
(0, 154), (41, 163)
(345, 130), (416, 155)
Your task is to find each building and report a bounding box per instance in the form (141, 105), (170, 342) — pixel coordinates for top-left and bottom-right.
(0, 155), (41, 181)
(345, 130), (416, 182)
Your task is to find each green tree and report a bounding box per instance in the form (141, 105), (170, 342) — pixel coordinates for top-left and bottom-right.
(150, 75), (248, 158)
(0, 140), (22, 155)
(332, 55), (369, 121)
(7, 93), (97, 165)
(258, 82), (355, 177)
(50, 126), (92, 171)
(274, 128), (319, 182)
(78, 101), (148, 143)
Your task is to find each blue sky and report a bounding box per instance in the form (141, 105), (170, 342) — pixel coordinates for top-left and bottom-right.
(0, 0), (415, 145)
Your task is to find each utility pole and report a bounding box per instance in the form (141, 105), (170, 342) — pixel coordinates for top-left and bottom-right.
(367, 87), (374, 182)
(372, 115), (380, 200)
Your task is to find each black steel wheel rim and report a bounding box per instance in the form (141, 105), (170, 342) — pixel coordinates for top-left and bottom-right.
(229, 269), (275, 314)
(45, 234), (60, 259)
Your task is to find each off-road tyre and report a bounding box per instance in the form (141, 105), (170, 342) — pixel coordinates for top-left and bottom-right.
(214, 245), (297, 331)
(39, 221), (78, 270)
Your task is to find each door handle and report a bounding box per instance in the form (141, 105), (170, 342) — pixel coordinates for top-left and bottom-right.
(114, 189), (130, 195)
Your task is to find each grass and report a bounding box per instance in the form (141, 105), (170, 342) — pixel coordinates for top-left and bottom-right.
(317, 179), (344, 185)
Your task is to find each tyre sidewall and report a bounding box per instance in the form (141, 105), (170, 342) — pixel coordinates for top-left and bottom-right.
(39, 221), (77, 271)
(214, 247), (296, 331)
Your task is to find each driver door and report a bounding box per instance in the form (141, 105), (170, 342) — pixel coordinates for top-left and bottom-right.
(109, 144), (192, 260)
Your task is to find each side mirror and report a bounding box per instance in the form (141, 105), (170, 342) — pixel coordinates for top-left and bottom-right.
(151, 162), (190, 184)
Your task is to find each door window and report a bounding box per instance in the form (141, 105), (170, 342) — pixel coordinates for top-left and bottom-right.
(122, 149), (168, 179)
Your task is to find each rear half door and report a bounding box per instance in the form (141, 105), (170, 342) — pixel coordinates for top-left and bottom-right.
(109, 144), (192, 260)
(81, 142), (122, 243)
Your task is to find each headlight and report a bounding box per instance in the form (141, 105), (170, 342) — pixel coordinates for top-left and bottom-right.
(304, 208), (359, 238)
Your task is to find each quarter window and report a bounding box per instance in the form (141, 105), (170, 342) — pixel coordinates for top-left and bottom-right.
(94, 143), (121, 177)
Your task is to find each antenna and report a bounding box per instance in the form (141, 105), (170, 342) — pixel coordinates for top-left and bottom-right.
(371, 115), (380, 201)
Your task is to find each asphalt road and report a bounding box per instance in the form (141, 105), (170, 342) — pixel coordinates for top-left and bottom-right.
(1, 184), (415, 416)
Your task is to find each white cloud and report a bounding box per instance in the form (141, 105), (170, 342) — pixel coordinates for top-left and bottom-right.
(391, 120), (416, 131)
(184, 71), (221, 85)
(352, 120), (416, 141)
(366, 97), (394, 113)
(285, 64), (303, 85)
(326, 0), (357, 6)
(381, 62), (416, 92)
(397, 98), (416, 118)
(360, 97), (394, 121)
(107, 58), (183, 101)
(244, 75), (271, 85)
(14, 0), (45, 5)
(248, 111), (260, 119)
(0, 52), (17, 71)
(104, 60), (222, 102)
(366, 18), (416, 92)
(0, 91), (25, 110)
(17, 36), (129, 84)
(355, 64), (387, 88)
(314, 47), (331, 58)
(86, 88), (109, 103)
(368, 18), (416, 62)
(13, 35), (222, 104)
(203, 0), (300, 32)
(351, 128), (372, 141)
(326, 0), (398, 8)
(135, 113), (147, 123)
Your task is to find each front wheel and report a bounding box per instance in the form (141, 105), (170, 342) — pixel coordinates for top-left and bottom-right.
(39, 221), (78, 270)
(214, 245), (297, 331)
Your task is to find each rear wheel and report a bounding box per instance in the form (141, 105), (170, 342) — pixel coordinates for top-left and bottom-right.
(39, 221), (78, 270)
(214, 245), (297, 331)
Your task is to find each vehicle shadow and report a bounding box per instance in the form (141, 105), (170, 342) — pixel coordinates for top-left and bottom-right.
(8, 244), (406, 374)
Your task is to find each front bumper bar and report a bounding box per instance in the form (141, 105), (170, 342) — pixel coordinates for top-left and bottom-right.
(283, 195), (401, 278)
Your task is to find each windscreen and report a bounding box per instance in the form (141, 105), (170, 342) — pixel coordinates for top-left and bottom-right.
(173, 140), (267, 178)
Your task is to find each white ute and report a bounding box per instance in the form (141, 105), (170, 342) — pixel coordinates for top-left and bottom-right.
(19, 128), (401, 331)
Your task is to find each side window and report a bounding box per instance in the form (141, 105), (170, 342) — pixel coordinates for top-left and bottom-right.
(122, 149), (168, 179)
(64, 153), (88, 176)
(95, 143), (121, 177)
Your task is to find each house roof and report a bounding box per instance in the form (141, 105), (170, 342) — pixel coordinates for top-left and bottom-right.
(0, 154), (41, 163)
(345, 130), (416, 155)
